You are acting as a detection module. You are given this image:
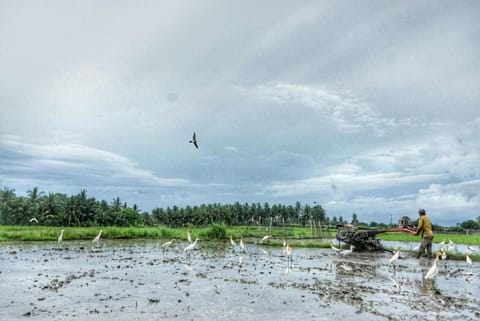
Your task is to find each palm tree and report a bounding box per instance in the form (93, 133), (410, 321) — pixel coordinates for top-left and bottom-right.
(27, 187), (44, 202)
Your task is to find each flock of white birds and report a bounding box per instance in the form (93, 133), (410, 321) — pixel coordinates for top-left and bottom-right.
(54, 229), (476, 283)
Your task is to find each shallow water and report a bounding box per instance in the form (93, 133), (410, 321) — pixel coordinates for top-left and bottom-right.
(0, 239), (478, 321)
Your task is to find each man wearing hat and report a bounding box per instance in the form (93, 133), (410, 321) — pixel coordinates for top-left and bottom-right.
(415, 208), (434, 259)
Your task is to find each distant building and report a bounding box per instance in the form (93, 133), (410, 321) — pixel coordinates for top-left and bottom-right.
(398, 216), (413, 228)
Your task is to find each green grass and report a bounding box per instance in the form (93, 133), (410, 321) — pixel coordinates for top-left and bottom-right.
(378, 232), (480, 245)
(0, 225), (335, 242)
(2, 225), (479, 246)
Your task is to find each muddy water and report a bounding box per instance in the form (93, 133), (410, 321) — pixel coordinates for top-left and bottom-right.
(0, 240), (478, 321)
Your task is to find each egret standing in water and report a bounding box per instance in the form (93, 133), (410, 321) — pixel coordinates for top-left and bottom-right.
(285, 244), (293, 268)
(261, 235), (272, 243)
(161, 239), (175, 254)
(424, 252), (441, 280)
(389, 247), (401, 274)
(184, 238), (199, 258)
(187, 230), (192, 243)
(57, 229), (64, 247)
(92, 230), (103, 250)
(230, 236), (237, 252)
(330, 241), (341, 252)
(466, 253), (472, 265)
(239, 236), (247, 253)
(340, 245), (354, 256)
(467, 245), (478, 253)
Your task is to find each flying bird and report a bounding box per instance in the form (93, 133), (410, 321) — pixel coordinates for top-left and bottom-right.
(189, 132), (198, 149)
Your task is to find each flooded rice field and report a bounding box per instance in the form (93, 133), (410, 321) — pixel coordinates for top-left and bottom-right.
(0, 239), (478, 321)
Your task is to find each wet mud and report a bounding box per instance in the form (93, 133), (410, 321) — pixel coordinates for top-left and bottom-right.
(0, 240), (478, 321)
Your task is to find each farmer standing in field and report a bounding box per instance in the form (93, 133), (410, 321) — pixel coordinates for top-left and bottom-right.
(415, 208), (434, 259)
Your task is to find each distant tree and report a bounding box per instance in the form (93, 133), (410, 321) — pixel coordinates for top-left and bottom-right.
(459, 219), (479, 230)
(115, 208), (143, 226)
(27, 187), (44, 202)
(351, 213), (359, 225)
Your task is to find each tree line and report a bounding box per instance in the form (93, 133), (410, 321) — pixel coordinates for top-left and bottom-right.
(0, 187), (333, 228)
(1, 187), (478, 230)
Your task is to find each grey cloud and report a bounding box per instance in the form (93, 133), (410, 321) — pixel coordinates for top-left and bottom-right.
(0, 136), (188, 190)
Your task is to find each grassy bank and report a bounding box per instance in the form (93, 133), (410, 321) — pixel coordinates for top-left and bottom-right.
(1, 225), (479, 247)
(0, 225), (336, 242)
(378, 232), (480, 245)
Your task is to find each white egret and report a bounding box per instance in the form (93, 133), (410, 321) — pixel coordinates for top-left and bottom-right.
(184, 238), (199, 257)
(389, 247), (401, 274)
(424, 252), (441, 280)
(285, 243), (293, 266)
(57, 229), (64, 246)
(29, 217), (39, 224)
(230, 236), (237, 246)
(230, 236), (237, 252)
(282, 239), (287, 255)
(261, 235), (272, 243)
(92, 230), (103, 250)
(187, 230), (192, 243)
(340, 263), (352, 271)
(466, 253), (472, 265)
(239, 236), (247, 253)
(340, 245), (354, 256)
(467, 244), (478, 252)
(389, 247), (401, 264)
(440, 248), (447, 260)
(330, 241), (341, 252)
(447, 239), (455, 252)
(161, 239), (175, 252)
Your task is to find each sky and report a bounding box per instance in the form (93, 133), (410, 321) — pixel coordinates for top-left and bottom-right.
(1, 0), (479, 226)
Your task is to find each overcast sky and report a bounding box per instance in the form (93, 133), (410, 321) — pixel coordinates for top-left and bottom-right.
(1, 0), (479, 226)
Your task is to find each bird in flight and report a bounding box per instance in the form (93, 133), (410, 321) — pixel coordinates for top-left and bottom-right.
(189, 132), (198, 149)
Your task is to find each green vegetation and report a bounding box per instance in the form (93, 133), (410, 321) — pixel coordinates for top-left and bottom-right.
(1, 187), (331, 230)
(0, 225), (335, 243)
(378, 232), (480, 245)
(2, 225), (479, 245)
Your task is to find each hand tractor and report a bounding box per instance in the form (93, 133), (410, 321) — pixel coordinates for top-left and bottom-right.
(335, 216), (417, 252)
